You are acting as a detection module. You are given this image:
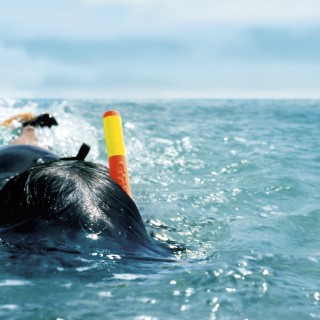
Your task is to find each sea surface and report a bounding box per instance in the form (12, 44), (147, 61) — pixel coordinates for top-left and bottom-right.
(0, 99), (319, 319)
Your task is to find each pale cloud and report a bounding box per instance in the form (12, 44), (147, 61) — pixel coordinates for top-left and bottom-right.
(1, 0), (320, 42)
(83, 0), (320, 25)
(84, 0), (149, 5)
(1, 0), (320, 98)
(0, 41), (98, 98)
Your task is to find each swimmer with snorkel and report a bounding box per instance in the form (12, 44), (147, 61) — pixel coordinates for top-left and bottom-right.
(0, 111), (174, 259)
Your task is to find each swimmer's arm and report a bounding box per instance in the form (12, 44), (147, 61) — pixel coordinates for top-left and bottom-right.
(1, 113), (36, 128)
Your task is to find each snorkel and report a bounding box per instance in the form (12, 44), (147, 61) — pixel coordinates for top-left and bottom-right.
(103, 111), (132, 197)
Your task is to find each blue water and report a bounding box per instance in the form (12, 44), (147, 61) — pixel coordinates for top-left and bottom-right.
(0, 99), (319, 319)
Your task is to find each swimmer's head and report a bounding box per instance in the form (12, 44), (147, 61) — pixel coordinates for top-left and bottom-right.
(0, 160), (172, 256)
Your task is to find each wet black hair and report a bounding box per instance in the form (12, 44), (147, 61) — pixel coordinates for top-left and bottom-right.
(0, 160), (173, 257)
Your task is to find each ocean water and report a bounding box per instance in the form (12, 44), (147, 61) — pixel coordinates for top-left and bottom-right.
(0, 99), (319, 320)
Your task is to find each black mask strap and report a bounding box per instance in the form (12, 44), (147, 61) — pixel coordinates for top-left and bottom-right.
(61, 143), (90, 161)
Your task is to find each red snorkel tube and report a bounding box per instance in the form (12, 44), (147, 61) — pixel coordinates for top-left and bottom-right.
(103, 110), (132, 197)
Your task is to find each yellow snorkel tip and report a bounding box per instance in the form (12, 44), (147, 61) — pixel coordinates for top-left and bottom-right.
(103, 110), (132, 197)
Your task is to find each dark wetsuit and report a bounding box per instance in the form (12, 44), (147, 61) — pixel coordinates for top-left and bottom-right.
(0, 145), (59, 189)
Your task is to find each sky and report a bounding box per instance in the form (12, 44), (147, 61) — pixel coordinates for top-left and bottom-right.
(0, 0), (320, 99)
